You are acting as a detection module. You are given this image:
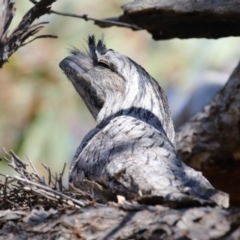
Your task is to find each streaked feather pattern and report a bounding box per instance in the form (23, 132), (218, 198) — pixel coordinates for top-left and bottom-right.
(60, 36), (229, 208)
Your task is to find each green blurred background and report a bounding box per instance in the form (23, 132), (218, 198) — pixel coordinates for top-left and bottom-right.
(1, 0), (240, 183)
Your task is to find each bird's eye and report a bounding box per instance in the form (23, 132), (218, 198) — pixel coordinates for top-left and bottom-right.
(98, 61), (110, 69)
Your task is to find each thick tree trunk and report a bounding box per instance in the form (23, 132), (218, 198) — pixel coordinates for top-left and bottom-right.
(176, 61), (240, 206)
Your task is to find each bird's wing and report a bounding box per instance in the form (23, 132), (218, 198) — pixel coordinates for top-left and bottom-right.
(69, 115), (228, 207)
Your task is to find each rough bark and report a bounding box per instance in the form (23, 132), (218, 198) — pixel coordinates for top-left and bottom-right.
(1, 203), (240, 240)
(176, 61), (240, 206)
(96, 0), (240, 40)
(0, 0), (57, 69)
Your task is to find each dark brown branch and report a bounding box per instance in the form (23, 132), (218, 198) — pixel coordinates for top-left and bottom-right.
(176, 61), (240, 206)
(0, 0), (57, 68)
(95, 0), (240, 40)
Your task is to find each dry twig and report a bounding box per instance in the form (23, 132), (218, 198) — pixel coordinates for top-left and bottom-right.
(50, 10), (141, 30)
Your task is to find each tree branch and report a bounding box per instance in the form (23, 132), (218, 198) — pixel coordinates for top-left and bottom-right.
(51, 10), (141, 30)
(0, 202), (240, 239)
(95, 0), (240, 40)
(0, 0), (57, 69)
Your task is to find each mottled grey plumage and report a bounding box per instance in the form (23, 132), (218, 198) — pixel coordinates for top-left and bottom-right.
(60, 36), (229, 208)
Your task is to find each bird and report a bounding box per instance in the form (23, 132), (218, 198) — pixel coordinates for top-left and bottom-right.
(59, 35), (229, 208)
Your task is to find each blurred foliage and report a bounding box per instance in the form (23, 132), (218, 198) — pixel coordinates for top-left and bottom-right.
(1, 0), (240, 181)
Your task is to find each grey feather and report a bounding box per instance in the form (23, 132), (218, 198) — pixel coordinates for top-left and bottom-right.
(60, 35), (229, 208)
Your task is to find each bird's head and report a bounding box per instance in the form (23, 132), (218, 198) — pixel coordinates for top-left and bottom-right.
(60, 35), (175, 143)
(59, 36), (125, 119)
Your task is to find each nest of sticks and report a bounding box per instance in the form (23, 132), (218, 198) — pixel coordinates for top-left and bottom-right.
(0, 149), (93, 211)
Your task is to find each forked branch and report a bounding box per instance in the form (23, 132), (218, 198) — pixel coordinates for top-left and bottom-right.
(0, 0), (57, 68)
